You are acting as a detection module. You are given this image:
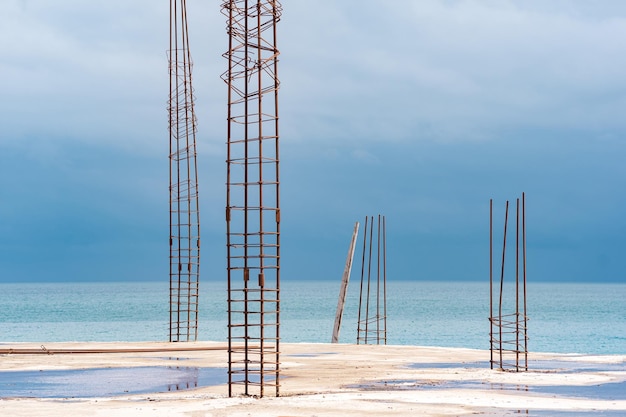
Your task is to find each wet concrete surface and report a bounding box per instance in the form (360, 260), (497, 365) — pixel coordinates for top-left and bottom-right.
(408, 359), (626, 373)
(355, 359), (626, 401)
(0, 366), (227, 398)
(408, 361), (489, 369)
(285, 352), (338, 358)
(479, 410), (626, 417)
(350, 378), (626, 401)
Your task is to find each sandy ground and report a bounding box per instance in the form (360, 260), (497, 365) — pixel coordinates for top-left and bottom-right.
(1, 341), (625, 416)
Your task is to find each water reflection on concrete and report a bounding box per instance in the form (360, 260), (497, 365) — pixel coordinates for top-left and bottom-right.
(356, 359), (626, 403)
(285, 352), (339, 358)
(529, 360), (626, 373)
(350, 378), (626, 401)
(408, 359), (626, 373)
(404, 360), (626, 400)
(0, 366), (227, 398)
(408, 361), (489, 369)
(480, 410), (626, 417)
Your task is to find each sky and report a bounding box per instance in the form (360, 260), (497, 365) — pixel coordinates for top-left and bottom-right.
(1, 0), (625, 283)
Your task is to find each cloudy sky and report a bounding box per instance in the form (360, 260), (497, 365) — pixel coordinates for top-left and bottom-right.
(1, 0), (625, 283)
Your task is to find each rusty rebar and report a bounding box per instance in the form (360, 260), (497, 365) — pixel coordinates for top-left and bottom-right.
(516, 198), (520, 369)
(357, 215), (387, 345)
(356, 216), (369, 344)
(489, 195), (529, 372)
(223, 0), (282, 398)
(522, 192), (528, 370)
(383, 216), (387, 345)
(365, 215), (374, 343)
(489, 199), (493, 369)
(169, 0), (200, 342)
(499, 201), (508, 369)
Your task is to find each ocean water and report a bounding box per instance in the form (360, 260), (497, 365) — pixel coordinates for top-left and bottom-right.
(0, 280), (624, 355)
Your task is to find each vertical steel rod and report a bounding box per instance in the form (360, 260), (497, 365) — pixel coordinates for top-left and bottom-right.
(273, 4), (282, 394)
(498, 201), (509, 369)
(357, 216), (369, 344)
(515, 198), (520, 370)
(243, 0), (250, 396)
(382, 215), (387, 344)
(225, 0), (234, 395)
(365, 216), (374, 344)
(489, 199), (493, 369)
(522, 192), (528, 371)
(376, 215), (381, 344)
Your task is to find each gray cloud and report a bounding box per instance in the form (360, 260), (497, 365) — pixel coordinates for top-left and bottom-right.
(3, 1), (625, 148)
(280, 0), (626, 143)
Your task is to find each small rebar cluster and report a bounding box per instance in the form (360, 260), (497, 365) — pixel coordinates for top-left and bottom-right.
(357, 215), (388, 345)
(489, 193), (528, 371)
(168, 0), (200, 342)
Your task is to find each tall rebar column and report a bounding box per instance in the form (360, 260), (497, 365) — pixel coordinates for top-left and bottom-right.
(168, 0), (200, 342)
(357, 215), (387, 345)
(222, 0), (282, 398)
(489, 193), (528, 371)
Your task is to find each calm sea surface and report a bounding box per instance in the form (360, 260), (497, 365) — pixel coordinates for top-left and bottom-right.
(1, 281), (624, 355)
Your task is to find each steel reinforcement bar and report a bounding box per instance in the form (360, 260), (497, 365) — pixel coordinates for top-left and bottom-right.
(168, 0), (201, 343)
(222, 0), (283, 398)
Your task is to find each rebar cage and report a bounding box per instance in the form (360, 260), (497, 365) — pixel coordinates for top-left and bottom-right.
(222, 0), (282, 397)
(489, 194), (528, 371)
(168, 0), (200, 342)
(357, 215), (387, 345)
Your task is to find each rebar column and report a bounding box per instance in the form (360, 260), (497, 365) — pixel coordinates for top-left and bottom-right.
(357, 215), (387, 345)
(222, 0), (282, 398)
(168, 0), (201, 342)
(489, 194), (528, 371)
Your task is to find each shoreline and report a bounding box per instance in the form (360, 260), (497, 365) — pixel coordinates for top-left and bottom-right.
(1, 341), (625, 416)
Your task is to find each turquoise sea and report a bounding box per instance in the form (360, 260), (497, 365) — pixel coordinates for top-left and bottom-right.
(1, 281), (624, 355)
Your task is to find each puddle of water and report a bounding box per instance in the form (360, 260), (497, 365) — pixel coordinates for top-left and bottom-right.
(408, 361), (489, 369)
(0, 366), (227, 398)
(529, 360), (626, 373)
(285, 352), (339, 358)
(525, 411), (626, 417)
(408, 360), (626, 373)
(475, 381), (626, 400)
(532, 380), (626, 401)
(349, 379), (626, 401)
(347, 379), (442, 391)
(480, 410), (626, 417)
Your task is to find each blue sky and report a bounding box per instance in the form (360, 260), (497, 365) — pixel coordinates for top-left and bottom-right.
(1, 0), (625, 283)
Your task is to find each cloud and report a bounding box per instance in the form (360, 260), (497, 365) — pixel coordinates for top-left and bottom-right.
(1, 1), (176, 153)
(280, 0), (626, 143)
(4, 0), (625, 150)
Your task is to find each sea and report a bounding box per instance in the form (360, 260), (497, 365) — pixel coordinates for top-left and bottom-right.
(1, 280), (624, 355)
